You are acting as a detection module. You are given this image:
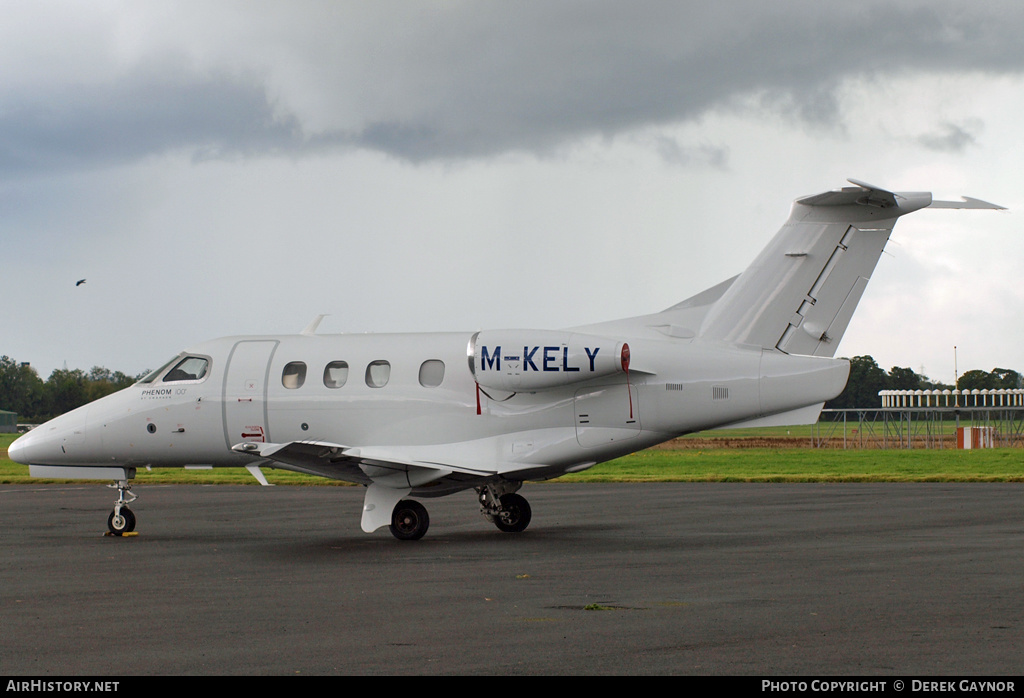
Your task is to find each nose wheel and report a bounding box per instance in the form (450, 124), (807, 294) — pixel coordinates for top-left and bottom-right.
(106, 477), (138, 536)
(107, 507), (136, 535)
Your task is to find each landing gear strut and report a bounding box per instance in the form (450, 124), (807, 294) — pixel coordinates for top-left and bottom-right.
(477, 483), (532, 533)
(107, 476), (138, 536)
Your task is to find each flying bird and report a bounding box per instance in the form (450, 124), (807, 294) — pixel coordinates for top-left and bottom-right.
(75, 279), (86, 286)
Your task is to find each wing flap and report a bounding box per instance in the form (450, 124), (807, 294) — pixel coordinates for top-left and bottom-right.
(231, 440), (495, 487)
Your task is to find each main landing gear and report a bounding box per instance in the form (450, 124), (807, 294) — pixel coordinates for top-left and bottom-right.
(386, 483), (533, 540)
(106, 476), (138, 536)
(390, 499), (430, 541)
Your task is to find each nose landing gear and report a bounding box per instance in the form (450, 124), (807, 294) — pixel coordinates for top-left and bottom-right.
(106, 476), (138, 536)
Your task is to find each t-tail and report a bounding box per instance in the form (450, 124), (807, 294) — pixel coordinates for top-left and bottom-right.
(695, 179), (1004, 356)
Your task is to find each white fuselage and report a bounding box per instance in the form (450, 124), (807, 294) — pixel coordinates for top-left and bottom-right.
(10, 330), (848, 485)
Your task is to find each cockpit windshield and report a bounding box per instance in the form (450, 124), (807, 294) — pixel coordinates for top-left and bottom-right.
(163, 357), (209, 382)
(136, 355), (210, 384)
(137, 356), (181, 384)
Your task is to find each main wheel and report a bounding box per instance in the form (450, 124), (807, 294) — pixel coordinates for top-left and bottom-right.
(494, 493), (531, 533)
(389, 500), (429, 541)
(107, 507), (136, 535)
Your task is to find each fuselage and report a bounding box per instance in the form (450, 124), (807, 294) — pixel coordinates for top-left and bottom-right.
(9, 329), (849, 484)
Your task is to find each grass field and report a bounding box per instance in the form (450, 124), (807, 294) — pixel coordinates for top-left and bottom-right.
(3, 430), (1022, 484)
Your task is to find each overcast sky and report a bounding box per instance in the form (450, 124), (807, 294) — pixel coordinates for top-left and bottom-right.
(3, 1), (1022, 387)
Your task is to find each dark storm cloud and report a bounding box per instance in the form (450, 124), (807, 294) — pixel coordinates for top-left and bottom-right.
(0, 66), (307, 176)
(3, 1), (1023, 173)
(332, 1), (1024, 160)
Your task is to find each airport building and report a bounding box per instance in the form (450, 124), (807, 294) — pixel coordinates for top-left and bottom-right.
(0, 410), (16, 433)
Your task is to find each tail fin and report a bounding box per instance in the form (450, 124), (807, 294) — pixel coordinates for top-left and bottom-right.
(697, 180), (1003, 357)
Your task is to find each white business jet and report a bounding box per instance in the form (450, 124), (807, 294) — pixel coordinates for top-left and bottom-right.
(8, 180), (1002, 540)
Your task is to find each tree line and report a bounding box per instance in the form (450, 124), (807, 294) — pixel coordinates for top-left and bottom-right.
(0, 356), (145, 422)
(825, 355), (1022, 410)
(2, 353), (1021, 422)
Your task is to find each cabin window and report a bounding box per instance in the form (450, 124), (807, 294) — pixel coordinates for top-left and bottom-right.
(324, 361), (349, 389)
(365, 360), (391, 388)
(162, 356), (209, 382)
(419, 359), (445, 388)
(282, 362), (307, 389)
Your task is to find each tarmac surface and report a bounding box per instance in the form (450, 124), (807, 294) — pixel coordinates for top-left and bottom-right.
(1, 482), (1022, 676)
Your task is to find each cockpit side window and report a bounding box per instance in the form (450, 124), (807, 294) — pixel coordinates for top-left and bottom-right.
(162, 357), (210, 383)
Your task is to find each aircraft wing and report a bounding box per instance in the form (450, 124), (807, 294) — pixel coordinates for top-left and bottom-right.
(233, 440), (500, 533)
(231, 440), (496, 488)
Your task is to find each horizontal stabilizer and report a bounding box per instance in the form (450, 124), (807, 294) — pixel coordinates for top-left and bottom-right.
(927, 196), (1005, 210)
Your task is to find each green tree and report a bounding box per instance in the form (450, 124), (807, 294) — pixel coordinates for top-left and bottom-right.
(45, 368), (89, 417)
(1, 356), (145, 421)
(958, 369), (996, 391)
(826, 355), (889, 409)
(0, 356), (47, 420)
(990, 368), (1022, 389)
(84, 366), (134, 403)
(888, 366), (921, 391)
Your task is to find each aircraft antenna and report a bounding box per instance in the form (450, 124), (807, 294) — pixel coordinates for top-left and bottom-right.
(301, 314), (329, 336)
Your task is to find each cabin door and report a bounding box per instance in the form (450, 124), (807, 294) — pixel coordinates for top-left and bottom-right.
(222, 340), (279, 451)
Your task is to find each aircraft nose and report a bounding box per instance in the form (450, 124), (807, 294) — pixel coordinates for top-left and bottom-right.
(6, 419), (75, 466)
(7, 431), (31, 464)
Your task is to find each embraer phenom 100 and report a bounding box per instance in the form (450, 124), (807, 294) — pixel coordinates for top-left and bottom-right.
(9, 180), (1003, 540)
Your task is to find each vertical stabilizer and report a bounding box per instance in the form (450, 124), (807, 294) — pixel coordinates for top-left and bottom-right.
(698, 180), (1001, 357)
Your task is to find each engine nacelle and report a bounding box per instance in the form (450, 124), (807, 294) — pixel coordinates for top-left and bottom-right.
(468, 330), (628, 392)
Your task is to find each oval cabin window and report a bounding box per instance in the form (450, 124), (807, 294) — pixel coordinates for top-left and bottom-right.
(365, 360), (391, 388)
(419, 360), (445, 388)
(282, 362), (307, 389)
(324, 361), (349, 389)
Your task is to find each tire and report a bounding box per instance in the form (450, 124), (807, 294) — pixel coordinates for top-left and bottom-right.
(494, 493), (531, 533)
(389, 500), (429, 541)
(107, 507), (136, 535)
